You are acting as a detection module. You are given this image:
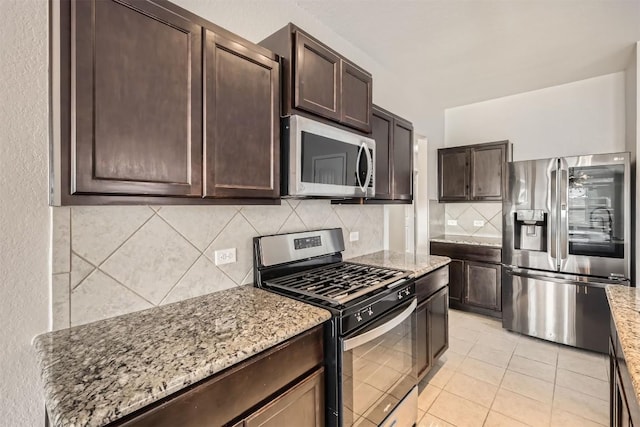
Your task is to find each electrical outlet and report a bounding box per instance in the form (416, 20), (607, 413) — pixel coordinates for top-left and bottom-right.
(349, 231), (359, 242)
(447, 219), (457, 226)
(215, 248), (236, 265)
(474, 220), (485, 227)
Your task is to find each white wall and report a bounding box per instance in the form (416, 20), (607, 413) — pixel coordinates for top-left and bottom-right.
(444, 72), (626, 159)
(0, 0), (50, 425)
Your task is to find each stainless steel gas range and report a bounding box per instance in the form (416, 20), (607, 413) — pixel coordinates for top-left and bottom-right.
(253, 228), (417, 427)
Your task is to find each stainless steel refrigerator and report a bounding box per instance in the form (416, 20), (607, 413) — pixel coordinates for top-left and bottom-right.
(502, 152), (630, 353)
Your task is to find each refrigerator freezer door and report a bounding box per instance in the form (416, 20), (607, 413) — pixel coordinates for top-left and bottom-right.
(559, 153), (630, 279)
(503, 158), (558, 272)
(502, 268), (616, 353)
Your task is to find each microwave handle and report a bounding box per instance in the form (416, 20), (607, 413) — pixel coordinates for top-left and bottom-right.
(363, 143), (373, 191)
(356, 143), (365, 191)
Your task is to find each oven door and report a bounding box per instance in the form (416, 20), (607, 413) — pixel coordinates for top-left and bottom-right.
(287, 115), (375, 197)
(340, 298), (417, 427)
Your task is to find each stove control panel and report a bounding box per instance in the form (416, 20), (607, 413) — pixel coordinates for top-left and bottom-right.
(294, 235), (322, 250)
(397, 287), (411, 300)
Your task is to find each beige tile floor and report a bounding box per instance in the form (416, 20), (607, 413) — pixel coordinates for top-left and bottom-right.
(417, 309), (610, 427)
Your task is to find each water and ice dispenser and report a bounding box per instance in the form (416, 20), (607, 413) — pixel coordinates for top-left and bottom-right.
(513, 210), (547, 252)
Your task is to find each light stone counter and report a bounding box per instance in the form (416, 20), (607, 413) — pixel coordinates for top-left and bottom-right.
(430, 234), (502, 248)
(347, 250), (451, 278)
(607, 285), (640, 404)
(34, 286), (331, 427)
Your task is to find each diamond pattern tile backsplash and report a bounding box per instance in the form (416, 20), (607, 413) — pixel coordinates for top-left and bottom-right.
(444, 202), (502, 237)
(51, 200), (384, 329)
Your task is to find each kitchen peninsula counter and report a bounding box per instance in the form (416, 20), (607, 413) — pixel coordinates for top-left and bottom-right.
(33, 286), (331, 427)
(348, 250), (451, 278)
(430, 234), (502, 248)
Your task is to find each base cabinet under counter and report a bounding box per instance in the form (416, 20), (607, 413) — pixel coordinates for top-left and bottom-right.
(610, 316), (640, 427)
(103, 326), (324, 427)
(414, 265), (450, 381)
(430, 241), (502, 318)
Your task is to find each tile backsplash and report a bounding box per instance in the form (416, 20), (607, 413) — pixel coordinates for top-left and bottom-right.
(51, 200), (383, 329)
(444, 202), (502, 237)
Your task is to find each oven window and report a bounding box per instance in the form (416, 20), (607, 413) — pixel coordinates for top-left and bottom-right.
(301, 131), (360, 186)
(568, 165), (624, 258)
(341, 305), (416, 426)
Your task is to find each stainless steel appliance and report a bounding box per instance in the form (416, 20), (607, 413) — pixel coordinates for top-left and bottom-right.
(503, 152), (630, 353)
(282, 115), (375, 198)
(254, 229), (417, 427)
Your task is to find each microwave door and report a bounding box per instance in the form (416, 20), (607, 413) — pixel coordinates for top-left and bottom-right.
(560, 153), (630, 279)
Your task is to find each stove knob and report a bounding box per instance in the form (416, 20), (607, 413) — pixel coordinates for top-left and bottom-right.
(404, 288), (410, 296)
(356, 313), (363, 322)
(367, 307), (373, 316)
(397, 292), (403, 300)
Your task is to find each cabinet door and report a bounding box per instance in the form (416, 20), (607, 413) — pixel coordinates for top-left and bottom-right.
(72, 0), (202, 196)
(392, 118), (414, 200)
(448, 259), (465, 303)
(416, 299), (430, 379)
(204, 31), (280, 198)
(429, 287), (449, 361)
(438, 148), (469, 201)
(470, 144), (506, 200)
(294, 31), (341, 121)
(464, 262), (501, 311)
(371, 107), (393, 199)
(244, 368), (324, 427)
(340, 60), (372, 132)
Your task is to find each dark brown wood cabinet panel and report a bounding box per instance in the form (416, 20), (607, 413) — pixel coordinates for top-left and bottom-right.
(113, 326), (323, 427)
(429, 287), (449, 361)
(447, 260), (465, 303)
(341, 60), (372, 132)
(464, 261), (501, 311)
(71, 0), (202, 196)
(244, 368), (324, 427)
(438, 148), (469, 201)
(430, 242), (501, 264)
(392, 118), (413, 200)
(371, 108), (393, 199)
(204, 31), (279, 199)
(416, 299), (431, 379)
(294, 31), (341, 121)
(470, 143), (506, 200)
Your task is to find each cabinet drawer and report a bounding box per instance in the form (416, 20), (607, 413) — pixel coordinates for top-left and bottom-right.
(430, 241), (501, 264)
(415, 266), (449, 303)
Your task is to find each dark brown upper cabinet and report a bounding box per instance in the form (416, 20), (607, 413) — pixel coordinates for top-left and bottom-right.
(69, 0), (203, 197)
(53, 0), (281, 204)
(204, 31), (280, 199)
(295, 31), (341, 121)
(438, 141), (510, 202)
(260, 24), (373, 133)
(371, 105), (413, 202)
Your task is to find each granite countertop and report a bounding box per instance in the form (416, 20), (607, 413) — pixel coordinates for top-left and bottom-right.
(430, 234), (502, 248)
(607, 285), (640, 404)
(34, 286), (331, 427)
(347, 250), (451, 278)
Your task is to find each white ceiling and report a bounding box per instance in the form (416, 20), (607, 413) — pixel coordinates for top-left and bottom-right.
(296, 0), (640, 111)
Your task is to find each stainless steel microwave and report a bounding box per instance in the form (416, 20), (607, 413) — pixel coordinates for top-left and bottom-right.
(282, 115), (375, 198)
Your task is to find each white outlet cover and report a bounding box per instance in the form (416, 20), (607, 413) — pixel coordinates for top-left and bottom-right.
(349, 231), (359, 242)
(447, 219), (457, 226)
(214, 248), (236, 265)
(473, 220), (485, 227)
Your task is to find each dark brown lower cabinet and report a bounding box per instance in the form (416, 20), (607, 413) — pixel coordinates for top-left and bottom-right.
(415, 266), (450, 381)
(430, 241), (502, 318)
(464, 261), (501, 311)
(243, 368), (324, 427)
(109, 326), (324, 427)
(610, 317), (640, 427)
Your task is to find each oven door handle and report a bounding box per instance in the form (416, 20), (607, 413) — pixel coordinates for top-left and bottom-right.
(343, 299), (416, 352)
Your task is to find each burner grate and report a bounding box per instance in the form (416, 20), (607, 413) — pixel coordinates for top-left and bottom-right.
(264, 262), (410, 305)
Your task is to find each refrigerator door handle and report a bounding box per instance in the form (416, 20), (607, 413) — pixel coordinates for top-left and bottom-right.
(550, 168), (558, 261)
(559, 168), (569, 260)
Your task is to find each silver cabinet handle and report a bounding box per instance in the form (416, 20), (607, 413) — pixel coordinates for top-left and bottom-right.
(343, 299), (416, 351)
